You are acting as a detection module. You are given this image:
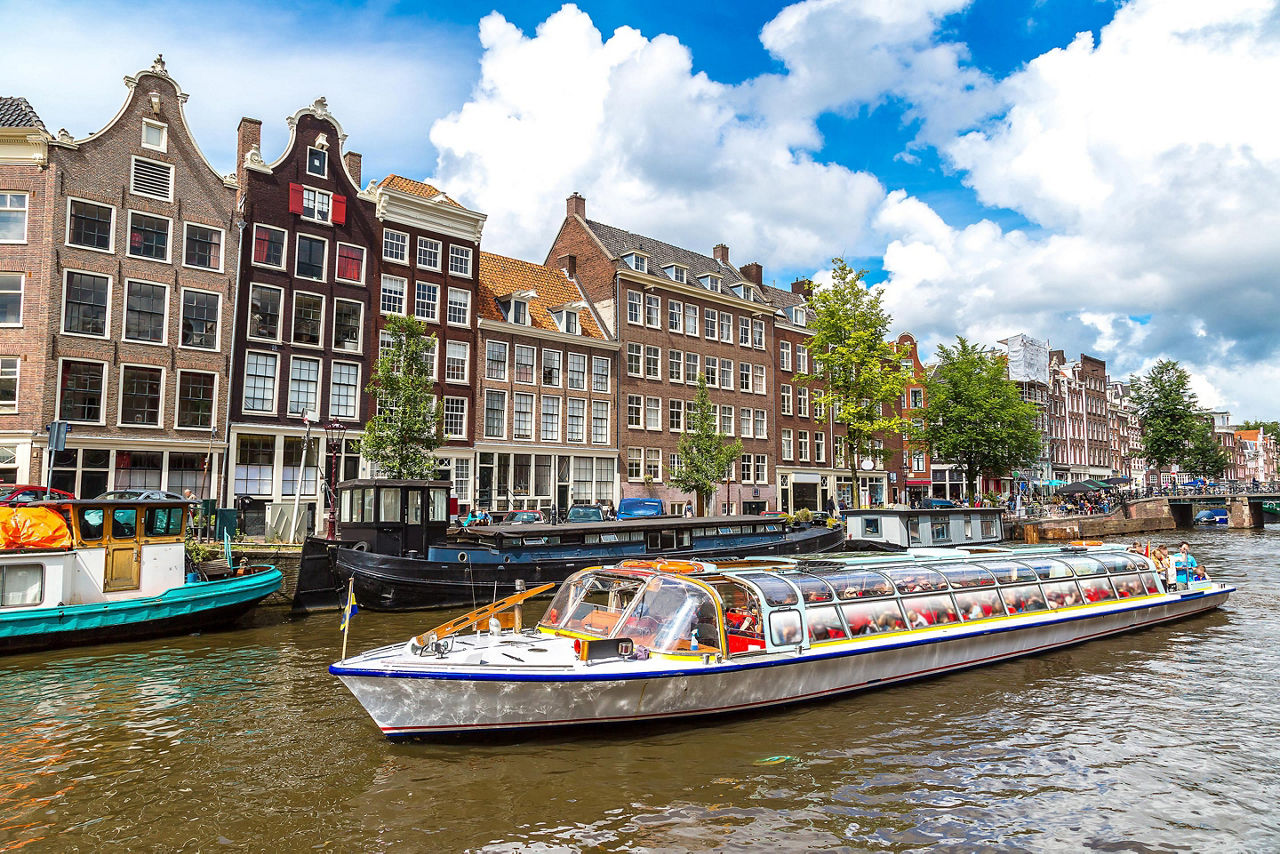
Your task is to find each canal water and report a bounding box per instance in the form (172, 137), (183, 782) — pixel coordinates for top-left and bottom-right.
(2, 529), (1278, 852)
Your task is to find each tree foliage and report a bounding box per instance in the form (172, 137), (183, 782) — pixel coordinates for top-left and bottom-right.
(361, 315), (445, 479)
(918, 337), (1041, 499)
(1181, 420), (1230, 480)
(1128, 360), (1201, 472)
(671, 375), (743, 515)
(795, 259), (909, 508)
(1239, 419), (1280, 438)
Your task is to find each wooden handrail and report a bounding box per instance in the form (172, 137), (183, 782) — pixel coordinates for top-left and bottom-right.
(413, 583), (556, 647)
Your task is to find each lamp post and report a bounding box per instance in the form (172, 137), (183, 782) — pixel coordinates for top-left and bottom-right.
(323, 420), (347, 540)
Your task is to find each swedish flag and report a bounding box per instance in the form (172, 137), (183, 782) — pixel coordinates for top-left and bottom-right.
(339, 579), (358, 632)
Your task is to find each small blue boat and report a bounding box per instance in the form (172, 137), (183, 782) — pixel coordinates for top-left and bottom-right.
(1194, 507), (1229, 525)
(0, 500), (281, 654)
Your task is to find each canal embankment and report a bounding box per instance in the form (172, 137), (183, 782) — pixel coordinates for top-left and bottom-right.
(1009, 494), (1268, 542)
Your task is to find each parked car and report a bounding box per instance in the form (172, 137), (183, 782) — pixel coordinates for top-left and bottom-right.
(617, 498), (664, 519)
(566, 504), (607, 523)
(505, 510), (546, 525)
(95, 490), (191, 502)
(920, 498), (958, 509)
(0, 485), (75, 504)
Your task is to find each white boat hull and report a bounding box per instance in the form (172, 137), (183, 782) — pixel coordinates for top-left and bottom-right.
(332, 586), (1230, 736)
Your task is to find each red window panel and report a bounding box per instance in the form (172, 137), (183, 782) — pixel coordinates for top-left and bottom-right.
(336, 244), (364, 281)
(288, 182), (303, 215)
(332, 194), (347, 225)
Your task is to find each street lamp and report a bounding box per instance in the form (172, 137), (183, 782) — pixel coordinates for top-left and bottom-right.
(323, 420), (347, 539)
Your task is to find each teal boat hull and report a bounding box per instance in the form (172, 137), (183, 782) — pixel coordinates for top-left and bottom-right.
(0, 570), (283, 654)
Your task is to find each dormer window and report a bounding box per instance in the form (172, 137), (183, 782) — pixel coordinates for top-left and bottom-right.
(560, 310), (579, 334)
(623, 253), (647, 274)
(510, 300), (528, 326)
(791, 306), (806, 326)
(307, 147), (327, 177)
(698, 274), (721, 292)
(665, 264), (686, 283)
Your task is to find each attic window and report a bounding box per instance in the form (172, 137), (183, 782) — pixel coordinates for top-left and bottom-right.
(791, 306), (806, 326)
(142, 120), (167, 153)
(510, 300), (528, 326)
(698, 274), (721, 292)
(665, 264), (686, 283)
(624, 253), (647, 274)
(561, 311), (579, 334)
(307, 147), (327, 178)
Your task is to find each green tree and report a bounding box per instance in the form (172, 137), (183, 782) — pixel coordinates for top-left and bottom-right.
(795, 259), (909, 508)
(918, 337), (1041, 499)
(670, 375), (743, 515)
(1128, 360), (1200, 472)
(360, 315), (444, 479)
(1181, 420), (1230, 481)
(1239, 419), (1280, 438)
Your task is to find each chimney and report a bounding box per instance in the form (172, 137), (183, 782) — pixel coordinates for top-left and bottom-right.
(566, 192), (586, 219)
(236, 117), (262, 196)
(343, 151), (362, 187)
(791, 277), (814, 298)
(741, 262), (762, 286)
(558, 253), (577, 279)
(712, 243), (729, 265)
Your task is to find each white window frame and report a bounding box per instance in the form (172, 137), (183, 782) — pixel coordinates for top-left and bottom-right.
(484, 390), (508, 440)
(250, 223), (288, 271)
(178, 286), (221, 352)
(294, 232), (328, 282)
(181, 221), (226, 272)
(668, 299), (682, 332)
(291, 290), (326, 349)
(56, 357), (108, 426)
(0, 356), (18, 414)
(567, 397), (587, 443)
(782, 428), (793, 461)
(141, 119), (168, 153)
(627, 290), (643, 325)
(175, 369), (218, 431)
(332, 298), (364, 354)
(122, 278), (170, 347)
(446, 288), (471, 326)
(540, 395), (562, 442)
(512, 392), (535, 441)
(644, 294), (660, 329)
(448, 245), (474, 278)
(61, 269), (112, 340)
(130, 154), (174, 202)
(0, 193), (29, 244)
(684, 304), (698, 336)
(115, 363), (166, 429)
(306, 146), (328, 178)
(335, 242), (367, 285)
(592, 356), (611, 393)
(514, 344), (536, 385)
(417, 236), (442, 271)
(780, 341), (792, 371)
(591, 400), (610, 445)
(383, 229), (409, 263)
(719, 312), (732, 343)
(64, 196), (116, 254)
(542, 348), (562, 387)
(247, 283), (286, 343)
(444, 340), (470, 384)
(126, 209), (173, 264)
(300, 186), (332, 224)
(286, 355), (323, 419)
(380, 274), (407, 316)
(0, 273), (22, 327)
(414, 280), (440, 323)
(329, 361), (361, 420)
(443, 395), (468, 440)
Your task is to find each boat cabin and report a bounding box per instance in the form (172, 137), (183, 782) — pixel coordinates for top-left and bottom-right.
(841, 507), (1005, 549)
(1, 500), (189, 610)
(335, 479), (452, 555)
(537, 547), (1166, 659)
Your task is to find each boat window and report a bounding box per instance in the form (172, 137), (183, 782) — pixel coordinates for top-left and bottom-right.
(807, 606), (848, 642)
(880, 567), (949, 594)
(816, 569), (895, 600)
(737, 572), (799, 606)
(429, 488), (448, 522)
(77, 507), (105, 540)
(779, 571), (835, 604)
(901, 594), (961, 628)
(907, 516), (921, 545)
(841, 599), (907, 634)
(407, 491), (422, 525)
(1001, 583), (1048, 614)
(938, 564), (997, 588)
(111, 507), (137, 539)
(541, 572), (645, 637)
(1078, 576), (1117, 602)
(340, 489), (354, 523)
(718, 581), (766, 654)
(361, 489), (374, 524)
(1021, 557), (1074, 579)
(1112, 574), (1145, 598)
(524, 537), (547, 546)
(617, 576), (719, 653)
(765, 524), (779, 533)
(601, 533), (619, 543)
(955, 589), (1004, 621)
(769, 609), (803, 646)
(378, 489), (402, 524)
(718, 526), (732, 535)
(864, 517), (881, 536)
(1041, 579), (1083, 609)
(1057, 555), (1107, 576)
(0, 564), (43, 607)
(981, 519), (997, 539)
(1139, 571), (1161, 594)
(1093, 553), (1147, 574)
(978, 561), (1038, 584)
(145, 506), (184, 537)
(931, 519), (951, 541)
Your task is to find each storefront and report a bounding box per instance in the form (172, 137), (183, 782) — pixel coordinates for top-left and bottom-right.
(777, 470), (830, 513)
(474, 451), (616, 517)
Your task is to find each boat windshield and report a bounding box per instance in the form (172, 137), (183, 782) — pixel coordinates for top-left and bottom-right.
(539, 571), (647, 637)
(937, 564), (997, 588)
(880, 567), (949, 594)
(812, 568), (894, 600)
(736, 572), (799, 606)
(616, 575), (719, 653)
(777, 571), (835, 604)
(1092, 552), (1149, 574)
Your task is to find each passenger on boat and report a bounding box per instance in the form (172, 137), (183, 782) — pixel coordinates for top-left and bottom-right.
(1174, 542), (1205, 583)
(875, 610), (906, 631)
(1152, 545), (1174, 588)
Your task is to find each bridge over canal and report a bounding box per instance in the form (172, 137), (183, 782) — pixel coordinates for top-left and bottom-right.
(1011, 492), (1278, 543)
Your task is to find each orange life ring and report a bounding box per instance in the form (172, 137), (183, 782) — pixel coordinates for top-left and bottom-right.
(1069, 540), (1104, 547)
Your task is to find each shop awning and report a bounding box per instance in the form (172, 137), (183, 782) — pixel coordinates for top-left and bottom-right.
(906, 479), (932, 485)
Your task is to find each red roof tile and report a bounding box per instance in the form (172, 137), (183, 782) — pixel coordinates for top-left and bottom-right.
(478, 252), (605, 340)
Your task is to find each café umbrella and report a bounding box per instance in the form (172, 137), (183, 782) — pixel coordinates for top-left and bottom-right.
(1057, 482), (1099, 495)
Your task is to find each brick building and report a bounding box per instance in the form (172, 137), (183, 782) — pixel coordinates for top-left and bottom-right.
(474, 251), (618, 515)
(546, 194), (777, 514)
(893, 332), (932, 505)
(31, 58), (239, 499)
(0, 97), (54, 485)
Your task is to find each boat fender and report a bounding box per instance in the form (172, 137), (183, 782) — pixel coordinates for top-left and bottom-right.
(351, 541), (368, 551)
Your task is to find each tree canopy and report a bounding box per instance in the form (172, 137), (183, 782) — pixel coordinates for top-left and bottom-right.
(918, 336), (1041, 499)
(1181, 420), (1230, 481)
(670, 375), (743, 515)
(1239, 419), (1280, 438)
(1128, 360), (1201, 472)
(360, 314), (445, 479)
(795, 259), (909, 508)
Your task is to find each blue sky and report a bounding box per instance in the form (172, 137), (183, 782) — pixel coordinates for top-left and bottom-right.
(5, 0), (1278, 416)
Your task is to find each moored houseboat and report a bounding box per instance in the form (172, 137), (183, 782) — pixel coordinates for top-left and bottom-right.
(331, 543), (1231, 737)
(0, 500), (281, 654)
(840, 506), (1006, 550)
(295, 479), (845, 612)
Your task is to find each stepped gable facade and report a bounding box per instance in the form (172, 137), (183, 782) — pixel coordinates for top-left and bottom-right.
(40, 57), (238, 499)
(473, 250), (618, 516)
(547, 193), (777, 514)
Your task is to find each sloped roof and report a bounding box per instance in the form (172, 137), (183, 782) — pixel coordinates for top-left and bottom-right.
(0, 97), (45, 130)
(378, 174), (463, 208)
(478, 252), (606, 340)
(582, 218), (746, 287)
(761, 282), (816, 323)
(1236, 429), (1260, 441)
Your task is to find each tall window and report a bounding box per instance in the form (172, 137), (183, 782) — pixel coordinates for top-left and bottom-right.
(306, 147), (327, 177)
(383, 229), (408, 262)
(669, 399), (684, 432)
(780, 341), (792, 371)
(301, 188), (331, 223)
(645, 397), (660, 431)
(336, 243), (365, 283)
(798, 387), (809, 418)
(592, 401), (609, 444)
(720, 359), (733, 390)
(415, 282), (439, 321)
(567, 399), (586, 442)
(645, 448), (660, 480)
(719, 312), (732, 341)
(0, 358), (17, 413)
(68, 199), (113, 250)
(704, 308), (718, 339)
(484, 390), (506, 439)
(542, 349), (562, 386)
(59, 360), (104, 422)
(668, 349), (683, 383)
(627, 291), (642, 324)
(752, 319), (765, 349)
(739, 316), (751, 346)
(293, 293), (324, 346)
(333, 300), (362, 352)
(644, 294), (660, 328)
(798, 431), (810, 461)
(235, 436), (275, 494)
(684, 304), (698, 336)
(124, 281), (166, 344)
(177, 371), (215, 428)
(449, 245), (473, 277)
(243, 353), (278, 412)
(628, 344), (642, 377)
(645, 346), (659, 380)
(754, 409), (766, 438)
(752, 364), (765, 395)
(592, 356), (610, 392)
(568, 353), (586, 390)
(540, 396), (561, 441)
(739, 362), (751, 392)
(295, 234), (326, 281)
(118, 366), (162, 426)
(0, 274), (20, 326)
(781, 385), (792, 415)
(184, 224), (223, 270)
(417, 237), (441, 270)
(248, 285), (282, 340)
(741, 454), (754, 483)
(127, 212), (169, 261)
(704, 359), (718, 386)
(627, 395), (642, 429)
(0, 193), (27, 242)
(486, 341), (508, 380)
(627, 448), (642, 481)
(684, 353), (699, 384)
(330, 362), (360, 419)
(180, 290), (219, 349)
(445, 341), (469, 382)
(741, 407), (754, 438)
(443, 397), (467, 438)
(287, 358), (320, 416)
(252, 224), (285, 268)
(381, 275), (406, 314)
(797, 345), (808, 373)
(515, 345), (535, 383)
(668, 300), (682, 332)
(447, 288), (470, 325)
(782, 429), (793, 460)
(513, 393), (534, 440)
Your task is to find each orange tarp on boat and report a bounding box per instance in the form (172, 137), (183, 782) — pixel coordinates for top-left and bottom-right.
(0, 506), (73, 549)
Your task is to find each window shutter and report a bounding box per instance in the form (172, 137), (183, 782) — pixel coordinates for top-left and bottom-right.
(288, 183), (303, 215)
(332, 194), (347, 225)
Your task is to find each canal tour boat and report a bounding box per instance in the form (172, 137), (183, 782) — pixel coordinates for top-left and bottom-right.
(0, 500), (282, 654)
(331, 543), (1233, 737)
(295, 479), (845, 613)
